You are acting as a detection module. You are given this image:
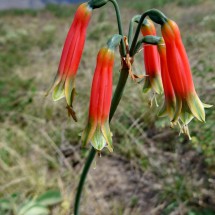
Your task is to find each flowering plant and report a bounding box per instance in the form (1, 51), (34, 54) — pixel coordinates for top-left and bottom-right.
(48, 1), (211, 214)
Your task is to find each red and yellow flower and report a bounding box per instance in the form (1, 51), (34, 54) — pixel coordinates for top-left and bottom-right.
(50, 3), (92, 120)
(81, 47), (114, 152)
(141, 19), (163, 94)
(157, 38), (175, 120)
(161, 19), (211, 137)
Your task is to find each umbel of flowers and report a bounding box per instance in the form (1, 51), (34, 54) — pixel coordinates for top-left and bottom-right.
(48, 1), (211, 214)
(48, 1), (212, 148)
(145, 11), (211, 138)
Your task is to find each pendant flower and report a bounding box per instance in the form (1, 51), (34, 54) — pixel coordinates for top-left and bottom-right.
(81, 35), (122, 152)
(141, 19), (163, 94)
(157, 19), (212, 138)
(49, 3), (92, 121)
(157, 38), (175, 120)
(161, 19), (211, 126)
(81, 48), (114, 152)
(145, 10), (212, 138)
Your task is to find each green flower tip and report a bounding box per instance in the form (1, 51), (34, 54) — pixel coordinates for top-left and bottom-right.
(52, 77), (77, 121)
(186, 92), (212, 123)
(81, 120), (113, 152)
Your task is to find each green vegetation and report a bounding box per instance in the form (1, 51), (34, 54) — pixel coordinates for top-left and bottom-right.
(0, 190), (62, 215)
(0, 1), (214, 214)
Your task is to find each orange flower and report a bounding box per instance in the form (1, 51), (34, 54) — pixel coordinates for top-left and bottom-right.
(157, 39), (175, 120)
(50, 3), (92, 120)
(81, 34), (121, 152)
(81, 47), (114, 152)
(141, 19), (163, 94)
(161, 19), (211, 137)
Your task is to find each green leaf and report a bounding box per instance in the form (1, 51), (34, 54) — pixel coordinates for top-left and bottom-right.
(36, 190), (62, 206)
(23, 205), (49, 215)
(0, 198), (11, 210)
(17, 200), (36, 215)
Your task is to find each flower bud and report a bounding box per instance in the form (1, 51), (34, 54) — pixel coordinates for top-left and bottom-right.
(141, 19), (163, 94)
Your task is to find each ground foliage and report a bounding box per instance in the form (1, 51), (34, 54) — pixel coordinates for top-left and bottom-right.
(0, 0), (215, 214)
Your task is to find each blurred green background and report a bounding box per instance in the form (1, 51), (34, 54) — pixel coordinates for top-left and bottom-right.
(0, 0), (215, 214)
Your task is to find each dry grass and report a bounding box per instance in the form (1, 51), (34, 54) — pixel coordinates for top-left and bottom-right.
(0, 0), (215, 214)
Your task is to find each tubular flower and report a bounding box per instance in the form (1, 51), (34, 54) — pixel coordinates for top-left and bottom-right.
(81, 47), (114, 152)
(161, 19), (212, 137)
(50, 3), (92, 120)
(157, 38), (175, 120)
(141, 18), (163, 94)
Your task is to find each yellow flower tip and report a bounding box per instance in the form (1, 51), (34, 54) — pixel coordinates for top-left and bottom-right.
(203, 103), (213, 108)
(52, 80), (65, 101)
(186, 92), (210, 123)
(81, 121), (113, 152)
(91, 127), (107, 151)
(64, 77), (76, 107)
(46, 75), (61, 98)
(101, 121), (113, 152)
(81, 120), (97, 147)
(171, 96), (182, 123)
(143, 74), (163, 95)
(180, 100), (194, 125)
(151, 74), (163, 95)
(158, 99), (175, 121)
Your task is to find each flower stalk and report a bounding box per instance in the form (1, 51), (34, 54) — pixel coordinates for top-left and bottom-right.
(47, 1), (211, 214)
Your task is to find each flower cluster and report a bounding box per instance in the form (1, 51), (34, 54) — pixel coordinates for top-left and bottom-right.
(49, 2), (211, 152)
(140, 16), (211, 138)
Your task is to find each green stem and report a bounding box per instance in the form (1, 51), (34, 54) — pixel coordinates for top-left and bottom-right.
(128, 15), (141, 48)
(129, 9), (167, 56)
(128, 20), (134, 48)
(129, 12), (148, 57)
(74, 147), (96, 215)
(133, 35), (161, 56)
(109, 67), (129, 119)
(109, 0), (126, 56)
